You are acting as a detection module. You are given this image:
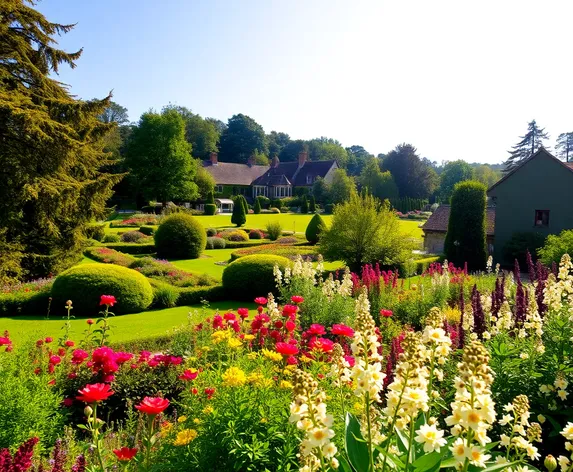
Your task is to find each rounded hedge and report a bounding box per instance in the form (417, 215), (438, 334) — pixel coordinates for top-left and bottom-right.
(249, 229), (263, 240)
(206, 236), (226, 249)
(51, 264), (153, 315)
(139, 225), (155, 236)
(305, 213), (325, 244)
(222, 254), (291, 300)
(154, 213), (207, 259)
(204, 204), (217, 216)
(206, 227), (217, 237)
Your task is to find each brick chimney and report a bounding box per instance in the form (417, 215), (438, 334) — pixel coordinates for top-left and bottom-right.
(210, 152), (218, 165)
(247, 155), (255, 167)
(298, 151), (307, 168)
(271, 155), (280, 168)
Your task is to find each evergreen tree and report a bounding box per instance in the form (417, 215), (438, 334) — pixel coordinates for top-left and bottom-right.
(206, 191), (215, 205)
(301, 195), (309, 213)
(503, 120), (550, 173)
(309, 195), (316, 213)
(253, 197), (262, 214)
(312, 177), (330, 204)
(0, 1), (122, 278)
(219, 114), (267, 163)
(231, 196), (247, 227)
(555, 132), (573, 162)
(305, 213), (325, 244)
(382, 144), (438, 198)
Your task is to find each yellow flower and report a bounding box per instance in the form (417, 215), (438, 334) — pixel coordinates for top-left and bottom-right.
(280, 380), (294, 389)
(203, 406), (214, 415)
(177, 415), (187, 424)
(222, 366), (247, 387)
(247, 352), (258, 360)
(300, 355), (313, 364)
(260, 417), (268, 423)
(160, 421), (173, 435)
(193, 418), (201, 425)
(212, 330), (231, 344)
(247, 372), (265, 385)
(262, 348), (282, 362)
(227, 337), (243, 349)
(243, 334), (255, 341)
(173, 429), (198, 446)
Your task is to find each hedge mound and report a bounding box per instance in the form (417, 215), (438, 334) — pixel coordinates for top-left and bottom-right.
(154, 213), (206, 259)
(305, 213), (325, 244)
(222, 254), (291, 300)
(51, 264), (153, 315)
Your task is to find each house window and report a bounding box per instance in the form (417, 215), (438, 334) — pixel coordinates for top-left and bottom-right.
(534, 210), (550, 227)
(253, 186), (267, 197)
(306, 175), (314, 184)
(274, 186), (291, 198)
(214, 185), (223, 193)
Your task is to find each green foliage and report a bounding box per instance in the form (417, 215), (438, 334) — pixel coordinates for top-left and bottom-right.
(85, 224), (106, 242)
(222, 254), (291, 300)
(329, 168), (356, 204)
(231, 195), (247, 227)
(253, 197), (262, 214)
(359, 158), (399, 200)
(126, 109), (198, 202)
(439, 160), (474, 202)
(0, 282), (52, 317)
(256, 196), (270, 209)
(305, 213), (325, 244)
(139, 225), (156, 236)
(324, 203), (334, 214)
(164, 105), (219, 159)
(151, 280), (180, 308)
(312, 177), (330, 204)
(154, 213), (206, 259)
(204, 204), (217, 215)
(249, 229), (263, 240)
(224, 230), (249, 242)
(473, 164), (501, 189)
(320, 192), (412, 271)
(195, 165), (217, 199)
(503, 232), (546, 267)
(51, 263), (153, 315)
(206, 191), (215, 205)
(309, 195), (316, 212)
(103, 242), (155, 255)
(444, 180), (487, 269)
(504, 119), (550, 173)
(539, 229), (573, 266)
(0, 344), (65, 451)
(206, 237), (226, 249)
(300, 195), (309, 213)
(0, 4), (123, 278)
(390, 197), (428, 213)
(205, 227), (217, 237)
(266, 221), (283, 241)
(219, 114), (267, 163)
(120, 230), (147, 243)
(307, 137), (349, 168)
(84, 247), (135, 267)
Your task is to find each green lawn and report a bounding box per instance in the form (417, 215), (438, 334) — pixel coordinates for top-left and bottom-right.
(3, 301), (253, 345)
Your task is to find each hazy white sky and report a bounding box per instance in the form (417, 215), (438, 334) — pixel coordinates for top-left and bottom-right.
(39, 0), (572, 164)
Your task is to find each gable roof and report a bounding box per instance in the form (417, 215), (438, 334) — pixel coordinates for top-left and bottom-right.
(487, 148), (573, 194)
(421, 204), (495, 236)
(202, 161), (269, 186)
(252, 160), (337, 186)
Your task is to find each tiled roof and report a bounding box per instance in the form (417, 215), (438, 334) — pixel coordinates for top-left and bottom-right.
(292, 160), (337, 186)
(252, 160), (337, 186)
(202, 161), (269, 186)
(421, 204), (495, 236)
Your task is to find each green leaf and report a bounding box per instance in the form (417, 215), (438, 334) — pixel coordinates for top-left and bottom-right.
(345, 412), (370, 472)
(412, 451), (441, 471)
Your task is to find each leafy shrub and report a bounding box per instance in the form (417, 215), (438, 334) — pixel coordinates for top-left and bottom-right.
(257, 196), (270, 209)
(266, 221), (282, 241)
(230, 244), (318, 262)
(204, 203), (217, 215)
(84, 247), (135, 267)
(225, 230), (249, 242)
(206, 237), (226, 250)
(305, 213), (325, 244)
(103, 243), (155, 254)
(276, 236), (298, 244)
(222, 254), (291, 300)
(154, 213), (206, 259)
(84, 238), (101, 247)
(85, 224), (106, 241)
(444, 180), (487, 270)
(177, 285), (226, 305)
(309, 195), (316, 213)
(0, 279), (53, 316)
(269, 207), (281, 214)
(151, 280), (180, 308)
(503, 232), (546, 267)
(103, 233), (120, 243)
(270, 199), (282, 209)
(538, 229), (573, 266)
(253, 198), (261, 214)
(51, 263), (154, 315)
(300, 195), (309, 213)
(120, 230), (147, 243)
(231, 195), (247, 227)
(324, 203), (334, 214)
(110, 214), (158, 227)
(205, 227), (217, 237)
(249, 229), (263, 240)
(139, 225), (156, 236)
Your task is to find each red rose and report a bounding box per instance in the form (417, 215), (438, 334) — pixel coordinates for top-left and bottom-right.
(178, 369), (198, 381)
(36, 339), (44, 347)
(285, 320), (296, 332)
(254, 297), (267, 305)
(204, 387), (215, 399)
(309, 337), (334, 353)
(58, 347), (66, 356)
(380, 309), (393, 318)
(113, 447), (138, 462)
(49, 355), (61, 365)
(286, 355), (298, 365)
(86, 319), (94, 325)
(275, 342), (299, 356)
(330, 324), (355, 337)
(62, 398), (74, 407)
(191, 388), (198, 395)
(291, 296), (304, 304)
(237, 308), (249, 319)
(100, 295), (117, 307)
(282, 305), (298, 316)
(65, 340), (75, 347)
(0, 337), (11, 346)
(76, 383), (114, 403)
(223, 312), (236, 321)
(45, 337), (53, 343)
(308, 324), (326, 336)
(135, 397), (169, 415)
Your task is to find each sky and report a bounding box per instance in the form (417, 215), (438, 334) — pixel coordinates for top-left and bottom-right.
(37, 0), (573, 164)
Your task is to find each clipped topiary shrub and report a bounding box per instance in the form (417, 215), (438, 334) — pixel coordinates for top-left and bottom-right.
(300, 195), (309, 214)
(154, 213), (206, 259)
(206, 237), (226, 250)
(204, 204), (217, 215)
(120, 230), (147, 243)
(139, 225), (156, 236)
(305, 213), (325, 244)
(103, 233), (120, 243)
(253, 198), (261, 214)
(150, 280), (180, 308)
(85, 224), (106, 242)
(206, 227), (217, 237)
(225, 230), (249, 242)
(231, 195), (247, 227)
(249, 229), (263, 240)
(266, 221), (282, 241)
(222, 254), (291, 300)
(51, 263), (153, 315)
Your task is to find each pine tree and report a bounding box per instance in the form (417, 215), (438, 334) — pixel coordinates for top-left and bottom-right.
(301, 195), (309, 213)
(0, 1), (122, 279)
(555, 132), (573, 162)
(231, 196), (247, 227)
(309, 195), (316, 213)
(503, 120), (550, 173)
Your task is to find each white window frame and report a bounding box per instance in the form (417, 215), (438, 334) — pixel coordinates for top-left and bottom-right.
(214, 185), (223, 193)
(306, 174), (313, 184)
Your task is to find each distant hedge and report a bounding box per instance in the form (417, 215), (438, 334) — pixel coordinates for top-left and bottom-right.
(103, 243), (156, 255)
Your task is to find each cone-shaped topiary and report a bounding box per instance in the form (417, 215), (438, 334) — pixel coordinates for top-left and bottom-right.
(231, 195), (247, 227)
(51, 263), (153, 315)
(206, 191), (215, 204)
(154, 213), (206, 259)
(301, 195), (309, 213)
(253, 197), (261, 214)
(309, 195), (316, 213)
(305, 213), (325, 244)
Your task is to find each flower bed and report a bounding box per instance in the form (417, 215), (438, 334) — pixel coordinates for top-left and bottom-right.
(230, 243), (319, 262)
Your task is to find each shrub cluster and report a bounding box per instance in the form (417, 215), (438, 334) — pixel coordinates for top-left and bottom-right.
(265, 221), (282, 241)
(154, 213), (206, 260)
(120, 230), (148, 243)
(206, 237), (226, 250)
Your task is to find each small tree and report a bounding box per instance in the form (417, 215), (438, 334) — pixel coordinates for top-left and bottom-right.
(206, 191), (215, 204)
(444, 180), (487, 269)
(305, 213), (325, 244)
(309, 195), (316, 213)
(231, 196), (247, 227)
(301, 195), (309, 213)
(253, 197), (261, 214)
(320, 191), (410, 271)
(240, 195), (249, 214)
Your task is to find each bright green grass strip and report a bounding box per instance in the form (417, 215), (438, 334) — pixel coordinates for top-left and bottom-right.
(2, 301), (253, 345)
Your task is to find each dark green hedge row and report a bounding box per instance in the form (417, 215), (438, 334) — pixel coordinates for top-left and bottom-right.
(103, 243), (156, 254)
(0, 288), (52, 317)
(177, 285), (227, 305)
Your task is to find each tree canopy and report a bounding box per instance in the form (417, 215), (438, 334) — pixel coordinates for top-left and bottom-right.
(329, 169), (356, 204)
(164, 105), (219, 159)
(359, 158), (399, 201)
(555, 132), (573, 162)
(0, 0), (122, 279)
(503, 120), (550, 173)
(382, 144), (438, 198)
(439, 160), (474, 202)
(219, 114), (267, 163)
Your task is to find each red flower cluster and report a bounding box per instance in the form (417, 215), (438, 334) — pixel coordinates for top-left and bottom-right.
(135, 397), (169, 415)
(178, 368), (198, 381)
(330, 324), (354, 337)
(380, 309), (393, 318)
(0, 330), (12, 352)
